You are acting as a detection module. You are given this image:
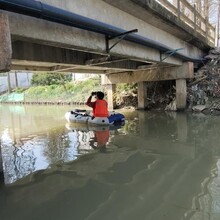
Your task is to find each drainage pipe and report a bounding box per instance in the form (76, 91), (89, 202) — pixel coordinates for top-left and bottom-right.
(0, 0), (204, 62)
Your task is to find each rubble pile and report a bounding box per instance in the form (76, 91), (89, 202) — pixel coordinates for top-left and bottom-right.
(187, 48), (220, 114)
(115, 81), (176, 110)
(115, 90), (138, 109)
(145, 81), (176, 110)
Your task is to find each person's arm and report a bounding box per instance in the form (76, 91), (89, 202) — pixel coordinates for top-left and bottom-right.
(86, 95), (96, 108)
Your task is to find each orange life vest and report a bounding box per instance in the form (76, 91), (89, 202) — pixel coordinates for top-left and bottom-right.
(94, 99), (109, 117)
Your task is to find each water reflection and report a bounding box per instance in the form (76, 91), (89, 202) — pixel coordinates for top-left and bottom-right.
(0, 105), (220, 219)
(1, 124), (119, 184)
(0, 105), (125, 184)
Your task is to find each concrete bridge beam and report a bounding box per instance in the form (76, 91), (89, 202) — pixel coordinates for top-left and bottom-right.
(5, 11), (180, 67)
(105, 62), (193, 83)
(0, 13), (12, 72)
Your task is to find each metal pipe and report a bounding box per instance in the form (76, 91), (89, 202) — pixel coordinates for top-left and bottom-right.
(0, 0), (204, 62)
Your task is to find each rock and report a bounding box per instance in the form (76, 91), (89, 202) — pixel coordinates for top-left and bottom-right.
(202, 108), (220, 115)
(210, 109), (220, 116)
(165, 99), (177, 111)
(192, 105), (206, 112)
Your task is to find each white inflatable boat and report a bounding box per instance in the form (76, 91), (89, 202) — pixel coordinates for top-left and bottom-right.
(65, 109), (125, 125)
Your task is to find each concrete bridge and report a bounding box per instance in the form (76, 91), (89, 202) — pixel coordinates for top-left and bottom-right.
(0, 0), (216, 109)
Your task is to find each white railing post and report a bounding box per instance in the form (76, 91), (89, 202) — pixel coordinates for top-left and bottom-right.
(177, 0), (181, 20)
(205, 17), (208, 39)
(193, 4), (196, 32)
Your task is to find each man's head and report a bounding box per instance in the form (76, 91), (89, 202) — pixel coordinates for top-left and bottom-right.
(96, 91), (104, 100)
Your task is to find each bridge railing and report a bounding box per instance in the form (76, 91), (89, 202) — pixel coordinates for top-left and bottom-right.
(156, 0), (216, 46)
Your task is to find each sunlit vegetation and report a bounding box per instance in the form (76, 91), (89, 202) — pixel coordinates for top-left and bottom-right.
(11, 73), (138, 104)
(23, 73), (103, 102)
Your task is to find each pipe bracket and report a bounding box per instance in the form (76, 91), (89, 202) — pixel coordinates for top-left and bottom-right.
(106, 29), (138, 53)
(160, 48), (184, 62)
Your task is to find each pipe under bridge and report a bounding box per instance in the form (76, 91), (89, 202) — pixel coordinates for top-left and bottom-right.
(0, 0), (216, 109)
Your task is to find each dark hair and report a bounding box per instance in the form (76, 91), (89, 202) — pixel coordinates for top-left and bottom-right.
(96, 91), (104, 100)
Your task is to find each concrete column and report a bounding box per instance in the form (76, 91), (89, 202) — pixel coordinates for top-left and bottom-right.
(138, 81), (148, 109)
(176, 79), (186, 110)
(106, 84), (116, 110)
(0, 13), (12, 72)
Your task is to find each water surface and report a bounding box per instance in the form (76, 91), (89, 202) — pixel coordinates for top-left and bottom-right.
(0, 104), (220, 220)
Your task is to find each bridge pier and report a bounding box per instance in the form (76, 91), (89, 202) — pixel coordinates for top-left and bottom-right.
(0, 13), (12, 73)
(138, 81), (148, 109)
(176, 79), (187, 110)
(106, 83), (116, 110)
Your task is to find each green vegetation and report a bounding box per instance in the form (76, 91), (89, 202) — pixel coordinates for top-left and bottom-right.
(116, 83), (137, 93)
(0, 72), (138, 105)
(14, 88), (26, 93)
(24, 74), (103, 102)
(31, 72), (72, 86)
(25, 74), (137, 102)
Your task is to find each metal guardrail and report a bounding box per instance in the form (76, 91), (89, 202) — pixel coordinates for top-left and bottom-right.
(156, 0), (216, 46)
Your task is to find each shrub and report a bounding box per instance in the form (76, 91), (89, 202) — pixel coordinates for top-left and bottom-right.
(24, 76), (102, 102)
(31, 72), (72, 86)
(14, 88), (26, 93)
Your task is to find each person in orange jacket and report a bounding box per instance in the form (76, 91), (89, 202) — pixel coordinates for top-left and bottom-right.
(86, 91), (109, 117)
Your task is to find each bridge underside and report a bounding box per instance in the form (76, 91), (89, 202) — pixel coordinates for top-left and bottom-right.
(10, 40), (193, 83)
(0, 0), (214, 110)
(0, 10), (195, 111)
(0, 1), (205, 77)
(11, 41), (158, 74)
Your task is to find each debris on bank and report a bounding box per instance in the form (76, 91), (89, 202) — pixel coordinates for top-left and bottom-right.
(147, 47), (220, 113)
(146, 81), (176, 111)
(187, 47), (220, 115)
(115, 90), (138, 110)
(115, 81), (176, 111)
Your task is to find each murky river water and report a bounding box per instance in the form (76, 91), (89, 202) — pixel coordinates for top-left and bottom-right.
(0, 104), (220, 220)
